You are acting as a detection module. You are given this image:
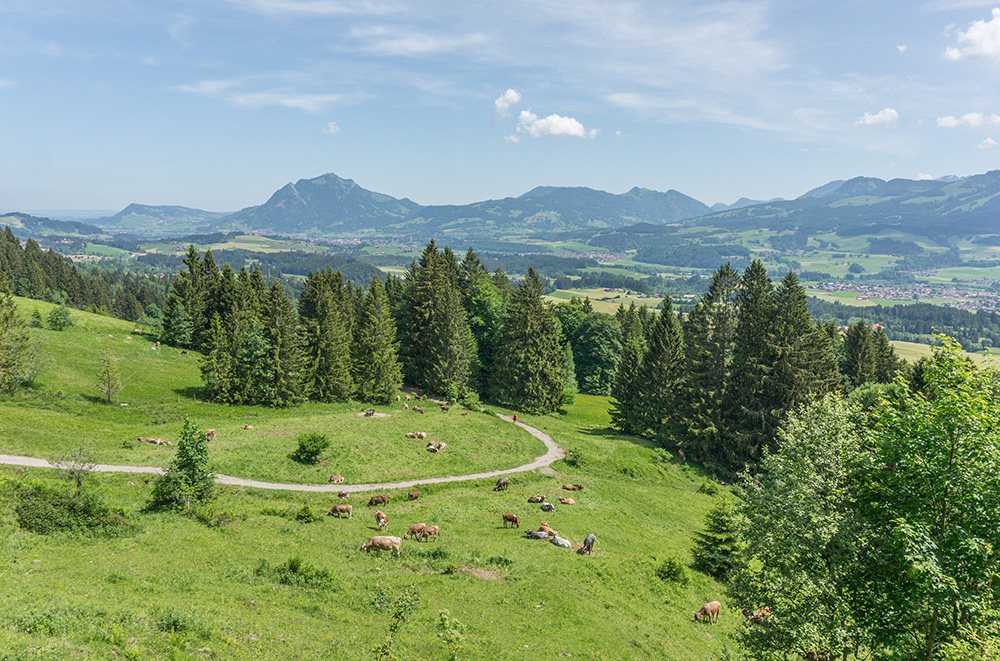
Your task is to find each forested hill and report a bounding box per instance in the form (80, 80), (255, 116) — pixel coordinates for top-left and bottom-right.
(0, 212), (105, 239)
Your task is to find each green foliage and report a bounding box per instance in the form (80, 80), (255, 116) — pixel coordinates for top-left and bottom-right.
(255, 556), (338, 590)
(371, 584), (420, 661)
(697, 481), (719, 496)
(438, 609), (467, 660)
(14, 484), (137, 537)
(46, 304), (73, 331)
(29, 308), (44, 328)
(291, 432), (330, 465)
(0, 275), (47, 394)
(52, 444), (96, 494)
(634, 298), (686, 445)
(354, 277), (403, 404)
(691, 498), (743, 580)
(294, 504), (318, 523)
(572, 312), (622, 395)
(609, 304), (645, 434)
(146, 419), (215, 513)
(654, 557), (689, 583)
(95, 347), (123, 404)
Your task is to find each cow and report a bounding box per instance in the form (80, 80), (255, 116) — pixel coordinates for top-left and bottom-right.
(202, 429), (216, 442)
(413, 406), (424, 414)
(562, 484), (583, 491)
(694, 601), (721, 624)
(460, 412), (468, 416)
(551, 534), (572, 548)
(426, 445), (438, 453)
(368, 494), (389, 506)
(338, 490), (349, 499)
(406, 432), (417, 439)
(360, 536), (402, 558)
(527, 495), (546, 503)
(181, 350), (189, 355)
(493, 477), (509, 491)
(375, 510), (388, 530)
(419, 525), (439, 542)
(539, 522), (557, 536)
(405, 394), (411, 401)
(243, 424), (254, 430)
(403, 523), (427, 540)
(540, 502), (555, 512)
(502, 513), (519, 528)
(403, 403), (409, 410)
(524, 530), (549, 540)
(441, 405), (449, 412)
(364, 408), (376, 417)
(581, 533), (597, 555)
(330, 474), (345, 484)
(137, 436), (171, 446)
(416, 432), (427, 440)
(559, 497), (576, 505)
(408, 489), (420, 501)
(328, 504), (352, 519)
(742, 606), (772, 625)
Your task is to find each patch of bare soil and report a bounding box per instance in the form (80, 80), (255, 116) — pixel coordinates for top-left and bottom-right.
(464, 566), (502, 581)
(356, 412), (390, 418)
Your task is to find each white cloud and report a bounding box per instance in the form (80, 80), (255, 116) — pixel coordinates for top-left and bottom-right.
(978, 137), (997, 148)
(226, 0), (400, 16)
(917, 173), (934, 180)
(856, 108), (899, 126)
(494, 89), (521, 120)
(510, 110), (598, 140)
(349, 26), (488, 56)
(176, 79), (239, 96)
(230, 91), (343, 112)
(322, 121), (341, 133)
(937, 112), (1000, 126)
(897, 44), (908, 53)
(944, 8), (1000, 61)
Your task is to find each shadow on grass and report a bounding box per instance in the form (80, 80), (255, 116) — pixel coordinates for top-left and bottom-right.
(172, 386), (203, 400)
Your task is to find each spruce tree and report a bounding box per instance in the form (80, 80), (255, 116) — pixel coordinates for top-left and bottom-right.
(562, 341), (578, 405)
(353, 277), (403, 404)
(262, 282), (304, 407)
(842, 320), (876, 389)
(199, 312), (232, 402)
(491, 268), (565, 414)
(146, 419), (215, 513)
(633, 297), (685, 443)
(678, 263), (739, 463)
(304, 285), (354, 401)
(231, 319), (276, 405)
(96, 347), (123, 404)
(609, 304), (646, 435)
(0, 274), (44, 394)
(161, 295), (193, 347)
(464, 274), (505, 392)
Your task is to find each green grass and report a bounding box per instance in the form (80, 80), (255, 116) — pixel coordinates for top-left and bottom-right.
(891, 340), (996, 366)
(0, 301), (737, 659)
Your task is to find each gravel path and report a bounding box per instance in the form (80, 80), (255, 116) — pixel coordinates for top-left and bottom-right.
(0, 414), (563, 493)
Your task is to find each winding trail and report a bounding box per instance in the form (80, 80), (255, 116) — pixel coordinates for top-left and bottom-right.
(0, 414), (564, 493)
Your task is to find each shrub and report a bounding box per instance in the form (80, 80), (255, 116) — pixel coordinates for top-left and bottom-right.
(698, 481), (720, 496)
(655, 557), (689, 583)
(564, 448), (583, 468)
(46, 304), (73, 331)
(28, 309), (43, 328)
(15, 485), (137, 537)
(294, 504), (318, 523)
(258, 556), (338, 589)
(485, 555), (513, 568)
(460, 391), (481, 410)
(146, 419), (215, 513)
(291, 432), (330, 464)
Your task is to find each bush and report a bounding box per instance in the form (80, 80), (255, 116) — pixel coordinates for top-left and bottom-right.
(460, 391), (481, 410)
(698, 481), (720, 496)
(194, 505), (243, 528)
(564, 448), (583, 468)
(15, 485), (137, 537)
(655, 557), (689, 583)
(257, 556), (338, 590)
(146, 419), (215, 513)
(291, 432), (330, 465)
(46, 304), (73, 331)
(294, 505), (318, 523)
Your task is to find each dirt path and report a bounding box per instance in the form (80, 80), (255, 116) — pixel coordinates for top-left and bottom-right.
(0, 414), (563, 493)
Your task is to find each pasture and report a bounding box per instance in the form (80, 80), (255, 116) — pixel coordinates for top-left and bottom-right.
(0, 302), (736, 659)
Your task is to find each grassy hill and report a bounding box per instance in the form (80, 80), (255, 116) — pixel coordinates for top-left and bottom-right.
(0, 302), (736, 659)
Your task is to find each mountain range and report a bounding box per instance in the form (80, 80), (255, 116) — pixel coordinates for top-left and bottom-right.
(10, 170), (1000, 242)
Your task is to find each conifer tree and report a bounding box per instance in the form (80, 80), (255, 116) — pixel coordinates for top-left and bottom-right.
(304, 285), (354, 401)
(230, 319), (276, 405)
(199, 312), (232, 402)
(491, 268), (565, 414)
(353, 277), (403, 404)
(562, 341), (578, 405)
(633, 297), (685, 442)
(0, 274), (45, 394)
(842, 320), (877, 389)
(679, 263), (739, 463)
(161, 295), (193, 347)
(96, 347), (123, 404)
(146, 419), (215, 513)
(262, 282), (304, 407)
(727, 260), (778, 467)
(871, 326), (901, 383)
(609, 304), (646, 435)
(464, 274), (505, 392)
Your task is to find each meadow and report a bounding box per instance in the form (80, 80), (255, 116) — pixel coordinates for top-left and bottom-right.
(0, 302), (736, 660)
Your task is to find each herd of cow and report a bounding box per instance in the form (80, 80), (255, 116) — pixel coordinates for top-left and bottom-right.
(493, 476), (597, 553)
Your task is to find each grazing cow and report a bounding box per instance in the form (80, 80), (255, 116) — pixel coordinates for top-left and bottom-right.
(202, 429), (216, 442)
(367, 494), (389, 506)
(493, 477), (510, 491)
(540, 502), (555, 512)
(338, 490), (349, 499)
(328, 504), (353, 519)
(742, 607), (772, 625)
(413, 406), (424, 414)
(396, 395), (400, 402)
(408, 489), (420, 501)
(562, 484), (583, 491)
(330, 474), (345, 484)
(403, 523), (427, 540)
(375, 510), (388, 530)
(441, 405), (449, 412)
(243, 424), (254, 430)
(559, 497), (576, 505)
(581, 533), (597, 555)
(524, 530), (549, 540)
(419, 525), (439, 542)
(502, 513), (519, 528)
(181, 350), (189, 355)
(527, 495), (546, 503)
(538, 522), (557, 536)
(551, 534), (572, 548)
(694, 601), (721, 624)
(403, 403), (409, 410)
(460, 412), (468, 416)
(360, 536), (402, 558)
(405, 394), (411, 401)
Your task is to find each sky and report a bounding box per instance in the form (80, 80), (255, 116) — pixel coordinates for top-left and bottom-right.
(3, 0), (1000, 213)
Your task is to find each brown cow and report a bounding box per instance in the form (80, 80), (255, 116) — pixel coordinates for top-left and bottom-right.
(361, 536), (401, 558)
(413, 406), (424, 414)
(327, 504), (352, 519)
(202, 429), (216, 442)
(441, 405), (449, 412)
(694, 601), (721, 624)
(243, 424), (254, 430)
(562, 484), (583, 491)
(803, 654), (831, 661)
(527, 495), (546, 503)
(403, 523), (427, 540)
(502, 513), (519, 528)
(375, 510), (388, 530)
(408, 489), (420, 501)
(329, 474), (345, 484)
(538, 521), (557, 536)
(419, 525), (439, 542)
(367, 494), (389, 506)
(558, 497), (576, 505)
(338, 490), (350, 499)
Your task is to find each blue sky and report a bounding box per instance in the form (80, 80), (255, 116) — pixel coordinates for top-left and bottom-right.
(3, 0), (1000, 213)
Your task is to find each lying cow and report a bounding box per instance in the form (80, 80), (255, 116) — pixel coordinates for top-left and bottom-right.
(581, 533), (597, 554)
(367, 494), (389, 506)
(562, 484), (583, 491)
(328, 504), (352, 519)
(361, 536), (402, 558)
(551, 534), (572, 548)
(408, 489), (420, 501)
(524, 530), (549, 540)
(502, 513), (519, 528)
(137, 436), (171, 446)
(403, 523), (427, 540)
(540, 502), (555, 512)
(493, 477), (509, 491)
(559, 497), (576, 505)
(329, 474), (345, 484)
(338, 490), (349, 499)
(527, 495), (546, 503)
(243, 424), (254, 430)
(539, 522), (557, 536)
